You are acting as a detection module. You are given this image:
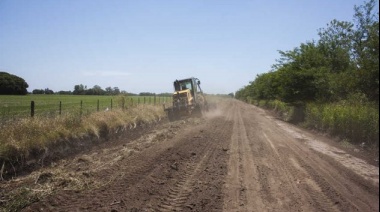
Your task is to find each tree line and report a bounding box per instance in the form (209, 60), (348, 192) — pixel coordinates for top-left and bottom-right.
(236, 0), (379, 105)
(32, 84), (172, 96)
(72, 84), (122, 95)
(0, 73), (173, 96)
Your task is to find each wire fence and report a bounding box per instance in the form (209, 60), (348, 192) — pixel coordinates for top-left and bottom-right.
(0, 96), (172, 122)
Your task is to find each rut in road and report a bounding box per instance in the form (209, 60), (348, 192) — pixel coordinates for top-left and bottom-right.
(156, 150), (212, 211)
(222, 100), (378, 212)
(148, 116), (232, 212)
(246, 103), (379, 212)
(223, 101), (265, 211)
(23, 113), (233, 212)
(223, 101), (311, 212)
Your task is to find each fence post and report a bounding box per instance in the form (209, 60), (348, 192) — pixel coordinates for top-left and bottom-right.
(144, 97), (146, 104)
(111, 99), (113, 110)
(59, 101), (62, 115)
(97, 100), (99, 112)
(131, 98), (134, 107)
(154, 95), (156, 105)
(31, 101), (35, 117)
(80, 100), (83, 116)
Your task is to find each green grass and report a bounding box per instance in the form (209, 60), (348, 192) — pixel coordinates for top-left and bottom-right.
(0, 95), (172, 120)
(305, 102), (379, 146)
(255, 100), (296, 122)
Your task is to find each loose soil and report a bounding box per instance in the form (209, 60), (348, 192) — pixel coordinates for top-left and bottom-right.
(1, 99), (378, 212)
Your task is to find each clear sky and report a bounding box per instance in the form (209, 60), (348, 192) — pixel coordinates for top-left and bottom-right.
(0, 0), (371, 94)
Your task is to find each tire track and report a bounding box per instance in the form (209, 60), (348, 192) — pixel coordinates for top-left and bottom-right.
(143, 115), (232, 211)
(156, 150), (212, 212)
(223, 101), (265, 212)
(261, 119), (343, 211)
(24, 122), (194, 211)
(34, 145), (168, 211)
(263, 131), (339, 212)
(238, 101), (337, 211)
(245, 118), (309, 211)
(287, 155), (340, 212)
(246, 102), (378, 211)
(264, 123), (377, 211)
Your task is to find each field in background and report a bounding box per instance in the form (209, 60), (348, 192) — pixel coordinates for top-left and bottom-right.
(0, 95), (172, 121)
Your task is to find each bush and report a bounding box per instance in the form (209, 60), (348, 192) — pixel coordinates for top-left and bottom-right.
(0, 72), (29, 95)
(305, 101), (379, 146)
(252, 98), (379, 147)
(256, 100), (304, 123)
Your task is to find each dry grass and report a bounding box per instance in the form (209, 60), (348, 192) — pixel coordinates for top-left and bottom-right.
(1, 163), (110, 212)
(0, 105), (167, 211)
(0, 105), (165, 164)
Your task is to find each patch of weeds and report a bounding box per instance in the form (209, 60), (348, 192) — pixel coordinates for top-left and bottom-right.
(339, 139), (354, 149)
(2, 187), (39, 212)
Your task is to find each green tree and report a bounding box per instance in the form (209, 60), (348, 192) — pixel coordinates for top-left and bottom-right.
(113, 87), (120, 95)
(105, 86), (113, 95)
(0, 72), (29, 95)
(91, 85), (104, 95)
(235, 86), (249, 101)
(73, 84), (86, 95)
(277, 68), (317, 103)
(239, 0), (379, 104)
(318, 20), (354, 73)
(352, 0), (379, 101)
(44, 88), (54, 94)
(271, 42), (327, 103)
(32, 89), (44, 94)
(250, 72), (280, 100)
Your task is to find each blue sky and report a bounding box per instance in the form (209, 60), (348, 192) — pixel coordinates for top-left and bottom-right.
(0, 0), (371, 94)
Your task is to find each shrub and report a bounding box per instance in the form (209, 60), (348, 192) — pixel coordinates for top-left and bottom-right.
(253, 98), (379, 147)
(305, 101), (379, 146)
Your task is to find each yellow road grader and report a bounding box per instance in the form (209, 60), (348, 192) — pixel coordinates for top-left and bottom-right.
(164, 77), (208, 121)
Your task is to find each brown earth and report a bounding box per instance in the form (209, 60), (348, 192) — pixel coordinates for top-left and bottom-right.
(1, 99), (378, 212)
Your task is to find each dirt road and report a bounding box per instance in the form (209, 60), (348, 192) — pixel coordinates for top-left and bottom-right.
(10, 99), (379, 211)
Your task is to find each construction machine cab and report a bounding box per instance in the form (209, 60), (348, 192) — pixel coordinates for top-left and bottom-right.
(166, 77), (207, 121)
(174, 78), (202, 97)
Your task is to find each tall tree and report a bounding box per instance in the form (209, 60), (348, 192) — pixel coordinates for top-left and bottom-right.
(318, 20), (354, 73)
(0, 72), (29, 95)
(73, 84), (86, 95)
(352, 0), (379, 101)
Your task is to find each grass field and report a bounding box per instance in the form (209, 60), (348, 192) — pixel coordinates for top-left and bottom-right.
(0, 95), (172, 120)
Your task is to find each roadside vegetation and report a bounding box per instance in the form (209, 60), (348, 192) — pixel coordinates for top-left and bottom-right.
(236, 0), (379, 148)
(0, 97), (166, 179)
